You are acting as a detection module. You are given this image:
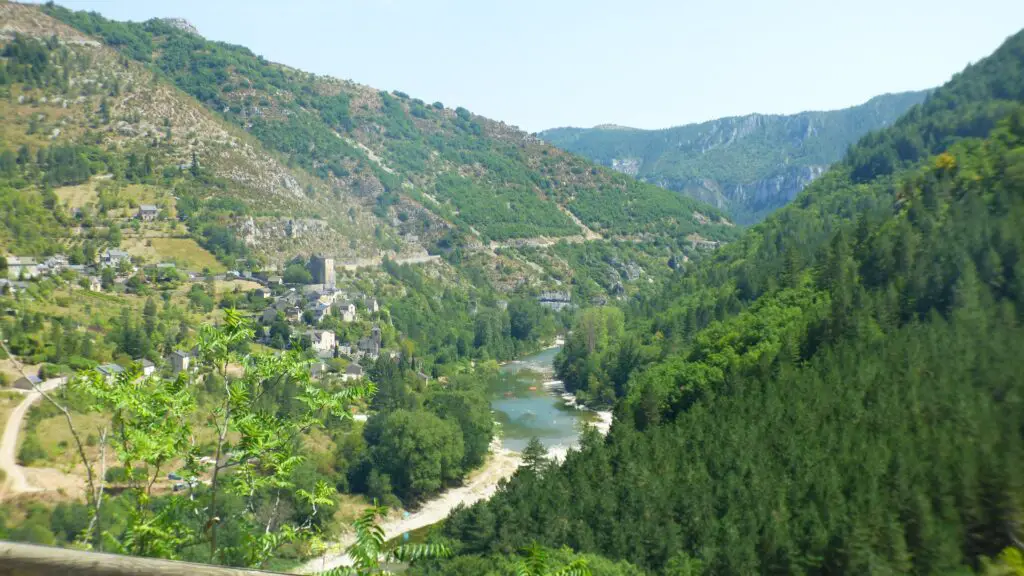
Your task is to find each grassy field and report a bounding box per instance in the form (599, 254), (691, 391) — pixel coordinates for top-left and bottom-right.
(214, 279), (262, 292)
(52, 177), (178, 219)
(1, 360), (42, 386)
(25, 285), (146, 325)
(0, 391), (22, 425)
(29, 411), (109, 472)
(53, 181), (98, 210)
(121, 236), (226, 273)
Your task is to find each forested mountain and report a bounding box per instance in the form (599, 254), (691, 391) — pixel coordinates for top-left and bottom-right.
(540, 91), (928, 224)
(436, 28), (1024, 575)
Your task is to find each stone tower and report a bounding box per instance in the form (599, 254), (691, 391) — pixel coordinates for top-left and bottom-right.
(309, 255), (335, 288)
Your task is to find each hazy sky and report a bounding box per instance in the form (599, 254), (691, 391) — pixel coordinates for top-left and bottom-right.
(41, 0), (1024, 132)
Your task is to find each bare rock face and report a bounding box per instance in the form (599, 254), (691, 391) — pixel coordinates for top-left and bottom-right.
(611, 158), (641, 177)
(159, 18), (200, 37)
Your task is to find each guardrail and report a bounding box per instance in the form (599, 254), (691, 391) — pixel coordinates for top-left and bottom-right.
(0, 541), (292, 576)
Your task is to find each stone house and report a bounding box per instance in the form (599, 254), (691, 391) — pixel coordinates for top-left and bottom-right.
(101, 249), (131, 268)
(309, 330), (336, 356)
(170, 350), (193, 375)
(337, 301), (357, 323)
(97, 363), (125, 382)
(137, 204), (159, 221)
(342, 363), (363, 382)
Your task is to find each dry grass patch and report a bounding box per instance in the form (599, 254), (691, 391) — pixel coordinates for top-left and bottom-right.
(214, 279), (262, 293)
(54, 181), (99, 210)
(149, 238), (225, 272)
(119, 236), (225, 273)
(29, 411), (109, 472)
(1, 360), (41, 386)
(0, 391), (23, 423)
(333, 493), (373, 526)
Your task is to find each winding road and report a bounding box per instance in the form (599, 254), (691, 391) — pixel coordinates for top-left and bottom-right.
(0, 378), (64, 497)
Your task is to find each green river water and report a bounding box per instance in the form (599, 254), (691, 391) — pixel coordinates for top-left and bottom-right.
(492, 346), (598, 453)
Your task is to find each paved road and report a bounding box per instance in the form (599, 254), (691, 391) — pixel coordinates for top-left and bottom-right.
(0, 378), (64, 496)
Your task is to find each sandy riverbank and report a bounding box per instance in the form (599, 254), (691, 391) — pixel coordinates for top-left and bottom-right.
(299, 407), (613, 573)
(296, 440), (523, 574)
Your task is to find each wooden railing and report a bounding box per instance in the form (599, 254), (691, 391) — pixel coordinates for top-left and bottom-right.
(0, 541), (293, 575)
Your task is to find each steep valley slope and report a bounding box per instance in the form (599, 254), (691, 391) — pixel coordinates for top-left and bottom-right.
(9, 2), (738, 298)
(540, 90), (929, 224)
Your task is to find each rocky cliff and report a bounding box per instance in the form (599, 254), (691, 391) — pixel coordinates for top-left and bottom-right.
(540, 91), (930, 224)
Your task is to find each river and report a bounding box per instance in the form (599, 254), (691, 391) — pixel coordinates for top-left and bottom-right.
(298, 345), (608, 574)
(492, 345), (604, 455)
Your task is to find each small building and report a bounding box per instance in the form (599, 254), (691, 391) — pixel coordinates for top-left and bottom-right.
(284, 306), (302, 323)
(5, 256), (39, 280)
(279, 291), (303, 307)
(137, 204), (159, 221)
(12, 374), (42, 390)
(342, 363), (363, 382)
(416, 371), (431, 385)
(310, 360), (328, 380)
(357, 337), (380, 359)
(101, 249), (131, 268)
(97, 363), (125, 382)
(170, 350), (193, 375)
(88, 276), (103, 292)
(309, 330), (336, 356)
(311, 303), (332, 325)
(337, 301), (357, 323)
(139, 359), (156, 377)
(308, 288), (342, 307)
(267, 275), (283, 286)
(41, 254), (68, 273)
(261, 306), (279, 324)
(364, 297), (379, 314)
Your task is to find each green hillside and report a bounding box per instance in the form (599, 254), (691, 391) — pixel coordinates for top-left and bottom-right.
(439, 28), (1024, 575)
(540, 91), (929, 224)
(41, 4), (737, 250)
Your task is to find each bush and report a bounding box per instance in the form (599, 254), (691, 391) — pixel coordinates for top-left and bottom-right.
(283, 263), (313, 285)
(104, 466), (148, 483)
(10, 521), (56, 546)
(17, 434), (47, 466)
(38, 363), (68, 380)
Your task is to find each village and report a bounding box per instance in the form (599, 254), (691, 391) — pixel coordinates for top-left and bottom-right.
(1, 248), (410, 389)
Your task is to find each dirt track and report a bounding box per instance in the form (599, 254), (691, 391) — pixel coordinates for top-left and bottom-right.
(0, 379), (68, 498)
